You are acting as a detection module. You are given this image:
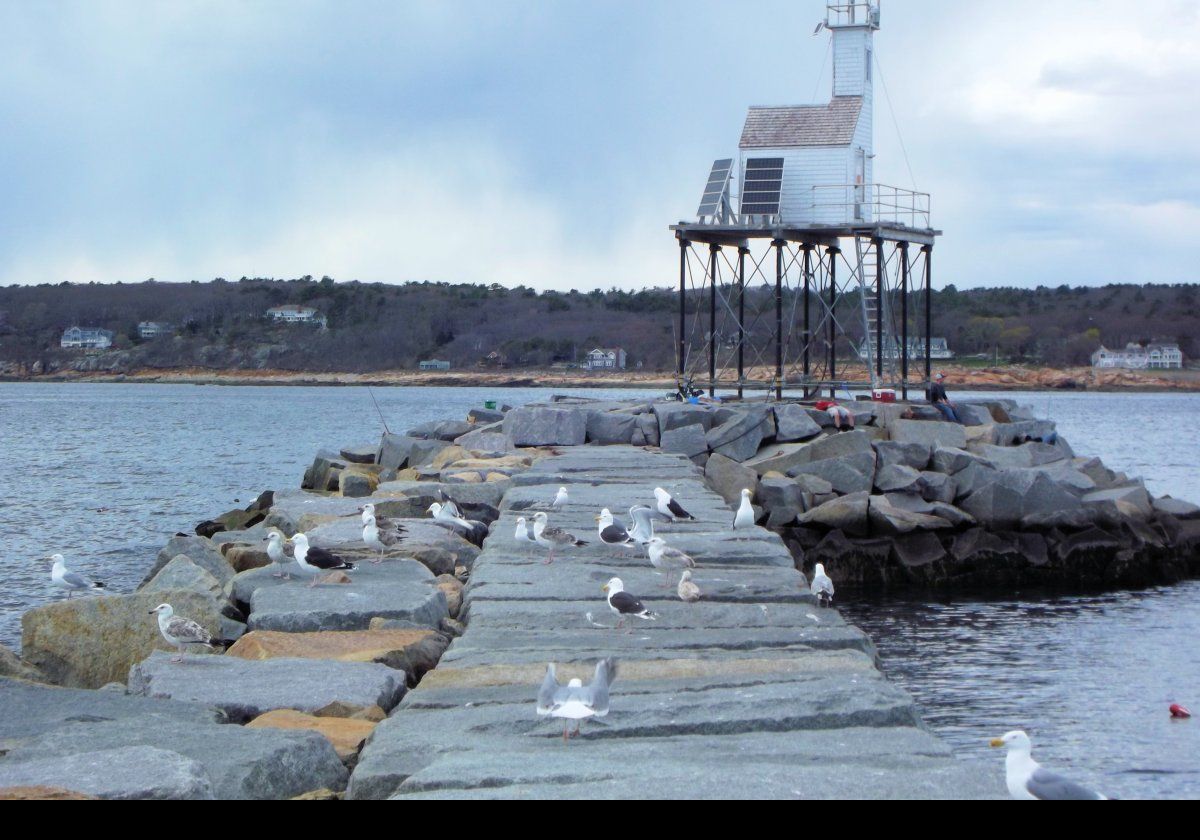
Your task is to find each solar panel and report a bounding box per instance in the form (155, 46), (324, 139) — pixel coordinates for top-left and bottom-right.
(740, 157), (784, 216)
(697, 158), (733, 218)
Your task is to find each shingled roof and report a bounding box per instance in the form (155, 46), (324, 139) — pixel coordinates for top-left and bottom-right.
(739, 97), (863, 148)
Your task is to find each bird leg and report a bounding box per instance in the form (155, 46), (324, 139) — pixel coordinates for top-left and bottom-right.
(573, 721), (583, 738)
(172, 645), (184, 664)
(307, 576), (319, 589)
(562, 726), (570, 745)
(543, 548), (554, 565)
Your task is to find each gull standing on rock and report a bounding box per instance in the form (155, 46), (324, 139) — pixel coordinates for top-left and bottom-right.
(536, 658), (618, 743)
(360, 503), (406, 534)
(428, 502), (487, 547)
(646, 536), (696, 587)
(292, 533), (356, 588)
(363, 514), (403, 563)
(653, 487), (696, 522)
(595, 508), (634, 548)
(550, 486), (569, 510)
(148, 603), (230, 662)
(733, 488), (755, 530)
(990, 730), (1108, 800)
(810, 563), (835, 607)
(532, 511), (586, 564)
(514, 516), (537, 546)
(627, 505), (656, 546)
(602, 577), (656, 631)
(265, 532), (294, 579)
(48, 554), (105, 599)
(677, 569), (702, 603)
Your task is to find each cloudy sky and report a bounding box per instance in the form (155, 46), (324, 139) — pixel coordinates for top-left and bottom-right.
(2, 0), (1198, 290)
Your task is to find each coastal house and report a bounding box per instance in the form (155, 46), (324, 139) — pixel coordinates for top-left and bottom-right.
(1092, 342), (1183, 370)
(479, 350), (506, 368)
(60, 326), (114, 350)
(585, 348), (627, 370)
(856, 336), (952, 362)
(266, 305), (324, 326)
(137, 321), (171, 340)
(419, 359), (451, 371)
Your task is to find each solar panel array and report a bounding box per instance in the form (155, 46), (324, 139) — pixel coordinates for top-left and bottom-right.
(740, 157), (784, 216)
(696, 158), (733, 218)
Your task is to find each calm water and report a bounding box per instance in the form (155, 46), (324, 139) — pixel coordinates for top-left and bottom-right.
(1, 383), (1198, 798)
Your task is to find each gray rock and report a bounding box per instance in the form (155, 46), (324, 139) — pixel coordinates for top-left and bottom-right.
(453, 424), (514, 454)
(955, 403), (993, 426)
(756, 477), (808, 528)
(773, 404), (823, 442)
(0, 745), (214, 800)
(788, 451), (877, 495)
(969, 443), (1034, 469)
(868, 496), (952, 536)
(660, 424), (709, 458)
(635, 413), (660, 447)
(128, 650), (407, 722)
(503, 406), (588, 446)
(959, 482), (1024, 530)
(1153, 496), (1200, 519)
(705, 453), (759, 506)
(1083, 485), (1153, 519)
(585, 411), (637, 445)
(892, 532), (948, 568)
(797, 492), (871, 536)
(339, 445), (377, 465)
(407, 419), (474, 441)
(303, 449), (350, 492)
(3, 713), (347, 800)
(0, 645), (46, 683)
(873, 440), (931, 472)
(141, 535), (234, 589)
(142, 555), (224, 601)
(707, 409), (768, 462)
(652, 403), (713, 436)
(889, 419), (967, 451)
(805, 406), (837, 426)
(918, 471), (956, 504)
(408, 438), (452, 468)
(378, 433), (420, 470)
(339, 473), (374, 498)
(931, 446), (989, 475)
(802, 429), (874, 462)
(467, 407), (505, 424)
(991, 419), (1056, 446)
(875, 464), (923, 494)
(792, 473), (834, 495)
(952, 460), (1001, 499)
(960, 470), (1081, 530)
(881, 494), (976, 527)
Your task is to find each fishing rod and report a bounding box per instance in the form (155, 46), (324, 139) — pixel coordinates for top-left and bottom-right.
(366, 385), (391, 434)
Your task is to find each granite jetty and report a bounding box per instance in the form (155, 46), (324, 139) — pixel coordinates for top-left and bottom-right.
(3, 395), (1197, 799)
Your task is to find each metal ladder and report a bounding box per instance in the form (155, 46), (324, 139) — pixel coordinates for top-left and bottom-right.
(853, 236), (898, 392)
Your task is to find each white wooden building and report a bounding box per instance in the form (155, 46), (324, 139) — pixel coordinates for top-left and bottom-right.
(585, 348), (627, 370)
(60, 326), (114, 349)
(1092, 342), (1183, 370)
(266, 305), (323, 325)
(137, 321), (171, 339)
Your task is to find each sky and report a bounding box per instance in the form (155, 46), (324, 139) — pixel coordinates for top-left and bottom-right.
(2, 0), (1199, 291)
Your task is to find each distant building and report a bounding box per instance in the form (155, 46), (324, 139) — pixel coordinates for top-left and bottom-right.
(60, 326), (114, 350)
(856, 336), (952, 362)
(266, 305), (323, 325)
(479, 351), (506, 368)
(138, 321), (171, 340)
(1092, 342), (1183, 370)
(419, 359), (451, 371)
(584, 347), (627, 370)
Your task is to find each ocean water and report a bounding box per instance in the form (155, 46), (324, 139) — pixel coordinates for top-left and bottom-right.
(1, 383), (1198, 798)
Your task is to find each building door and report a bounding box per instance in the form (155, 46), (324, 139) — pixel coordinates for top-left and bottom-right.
(853, 148), (866, 221)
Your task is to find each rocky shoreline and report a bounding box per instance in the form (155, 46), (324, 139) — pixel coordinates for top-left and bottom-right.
(2, 393), (1197, 799)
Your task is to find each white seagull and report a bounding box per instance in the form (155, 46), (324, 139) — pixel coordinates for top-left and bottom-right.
(532, 511), (586, 564)
(733, 488), (755, 529)
(627, 505), (656, 546)
(265, 532), (294, 579)
(990, 730), (1108, 800)
(595, 508), (635, 548)
(653, 487), (696, 522)
(646, 536), (696, 587)
(602, 577), (657, 631)
(428, 502), (487, 547)
(810, 563), (835, 607)
(677, 569), (702, 603)
(550, 486), (569, 509)
(362, 514), (403, 563)
(48, 554), (105, 599)
(292, 533), (356, 588)
(148, 603), (228, 662)
(360, 503), (406, 533)
(514, 515), (537, 546)
(536, 658), (617, 743)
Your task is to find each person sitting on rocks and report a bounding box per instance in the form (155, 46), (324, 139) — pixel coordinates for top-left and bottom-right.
(927, 372), (962, 424)
(817, 399), (855, 432)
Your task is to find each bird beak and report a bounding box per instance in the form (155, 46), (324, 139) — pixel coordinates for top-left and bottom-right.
(601, 584), (609, 592)
(989, 738), (1004, 748)
(147, 609), (157, 615)
(594, 515), (600, 521)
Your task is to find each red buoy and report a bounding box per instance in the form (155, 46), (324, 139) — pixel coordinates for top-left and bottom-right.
(1169, 703), (1192, 719)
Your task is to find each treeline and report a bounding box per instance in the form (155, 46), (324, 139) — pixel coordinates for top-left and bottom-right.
(0, 277), (1195, 373)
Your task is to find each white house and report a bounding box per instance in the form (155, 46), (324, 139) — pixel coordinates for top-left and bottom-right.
(585, 348), (627, 370)
(419, 359), (451, 371)
(266, 305), (323, 325)
(1093, 342), (1183, 370)
(60, 327), (114, 350)
(857, 336), (952, 362)
(728, 3), (880, 227)
(137, 321), (171, 339)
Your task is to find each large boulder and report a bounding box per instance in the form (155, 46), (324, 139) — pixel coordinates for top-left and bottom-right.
(1, 645), (47, 684)
(1083, 486), (1153, 519)
(704, 453), (759, 506)
(756, 477), (809, 528)
(226, 628), (448, 685)
(454, 424), (514, 454)
(873, 440), (931, 472)
(773, 404), (823, 442)
(1153, 496), (1200, 520)
(892, 532), (948, 569)
(585, 411), (637, 445)
(128, 650), (407, 723)
(874, 464), (923, 494)
(889, 419), (967, 451)
(931, 446), (990, 475)
(21, 589), (239, 689)
(635, 414), (660, 447)
(918, 471), (957, 504)
(302, 449), (349, 492)
(140, 535), (233, 589)
(868, 496), (952, 536)
(652, 402), (713, 436)
(0, 745), (214, 800)
(659, 424), (708, 458)
(788, 451), (877, 495)
(246, 710), (377, 763)
(407, 438), (452, 468)
(797, 492), (871, 536)
(377, 434), (421, 471)
(503, 407), (587, 446)
(339, 445), (377, 465)
(406, 419), (473, 442)
(955, 403), (994, 426)
(706, 408), (768, 462)
(142, 555), (224, 601)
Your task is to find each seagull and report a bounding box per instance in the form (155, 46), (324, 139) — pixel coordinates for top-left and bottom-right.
(733, 488), (755, 530)
(514, 516), (537, 546)
(653, 487), (696, 522)
(363, 514), (403, 563)
(677, 569), (701, 602)
(627, 505), (656, 546)
(602, 577), (656, 631)
(810, 563), (835, 607)
(532, 512), (586, 564)
(990, 730), (1108, 800)
(550, 486), (569, 509)
(148, 603), (230, 663)
(265, 532), (294, 579)
(360, 503), (406, 533)
(646, 536), (696, 587)
(536, 658), (617, 743)
(595, 508), (634, 548)
(428, 502), (487, 547)
(292, 533), (355, 588)
(48, 554), (105, 599)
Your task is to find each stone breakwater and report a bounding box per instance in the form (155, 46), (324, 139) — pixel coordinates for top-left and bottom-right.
(1, 394), (1195, 799)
